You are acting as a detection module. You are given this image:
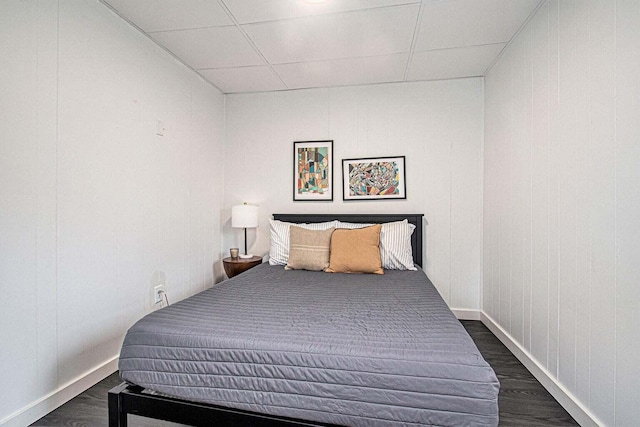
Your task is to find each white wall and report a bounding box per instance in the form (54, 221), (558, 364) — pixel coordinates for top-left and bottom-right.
(0, 1), (225, 425)
(483, 1), (639, 425)
(224, 79), (484, 312)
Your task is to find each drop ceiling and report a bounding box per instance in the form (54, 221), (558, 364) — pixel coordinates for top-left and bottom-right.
(101, 0), (543, 94)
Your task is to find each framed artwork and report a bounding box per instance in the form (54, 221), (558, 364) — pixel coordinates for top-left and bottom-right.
(342, 156), (406, 201)
(293, 140), (333, 201)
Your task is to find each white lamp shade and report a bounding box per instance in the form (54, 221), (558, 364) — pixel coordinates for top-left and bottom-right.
(231, 204), (259, 228)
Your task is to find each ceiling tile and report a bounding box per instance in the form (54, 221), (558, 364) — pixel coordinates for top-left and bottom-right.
(407, 44), (505, 81)
(101, 0), (540, 92)
(415, 0), (541, 51)
(242, 5), (419, 64)
(150, 26), (264, 69)
(104, 0), (232, 32)
(274, 54), (408, 89)
(223, 0), (420, 24)
(199, 66), (287, 93)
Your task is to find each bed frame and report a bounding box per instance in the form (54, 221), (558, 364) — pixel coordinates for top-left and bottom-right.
(108, 213), (424, 427)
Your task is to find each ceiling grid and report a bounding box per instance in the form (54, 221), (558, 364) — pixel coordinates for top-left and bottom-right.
(100, 0), (543, 93)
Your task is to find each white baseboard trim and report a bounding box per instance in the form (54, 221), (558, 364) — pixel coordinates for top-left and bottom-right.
(480, 312), (602, 427)
(451, 308), (481, 320)
(0, 356), (118, 427)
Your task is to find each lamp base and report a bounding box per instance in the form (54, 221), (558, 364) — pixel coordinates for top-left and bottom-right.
(239, 253), (254, 259)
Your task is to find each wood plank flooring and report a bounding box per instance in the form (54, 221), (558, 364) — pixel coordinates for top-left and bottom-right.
(460, 321), (578, 426)
(31, 320), (578, 426)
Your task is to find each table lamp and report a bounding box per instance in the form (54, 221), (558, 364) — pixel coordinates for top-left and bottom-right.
(231, 203), (258, 258)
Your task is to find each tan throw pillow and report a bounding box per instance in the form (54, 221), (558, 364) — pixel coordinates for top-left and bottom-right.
(285, 226), (335, 271)
(326, 224), (384, 274)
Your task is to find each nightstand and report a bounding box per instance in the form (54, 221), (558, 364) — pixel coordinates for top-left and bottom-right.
(223, 256), (262, 279)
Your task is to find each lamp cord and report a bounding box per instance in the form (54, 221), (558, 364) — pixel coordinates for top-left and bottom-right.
(157, 290), (170, 308)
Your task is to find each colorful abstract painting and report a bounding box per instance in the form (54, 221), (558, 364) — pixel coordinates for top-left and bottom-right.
(342, 156), (406, 201)
(293, 140), (333, 201)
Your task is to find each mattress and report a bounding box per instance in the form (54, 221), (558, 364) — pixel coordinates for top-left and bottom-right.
(119, 264), (499, 426)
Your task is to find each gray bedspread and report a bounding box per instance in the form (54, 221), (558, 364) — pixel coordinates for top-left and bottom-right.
(119, 264), (499, 426)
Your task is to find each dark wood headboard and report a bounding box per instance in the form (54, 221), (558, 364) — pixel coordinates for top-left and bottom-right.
(273, 213), (424, 267)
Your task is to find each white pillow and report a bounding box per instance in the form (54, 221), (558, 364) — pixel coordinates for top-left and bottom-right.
(336, 220), (417, 271)
(269, 219), (338, 265)
(380, 220), (417, 271)
(335, 221), (373, 229)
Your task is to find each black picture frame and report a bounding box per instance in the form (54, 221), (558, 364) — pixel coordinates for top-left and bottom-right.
(293, 140), (333, 201)
(342, 156), (406, 201)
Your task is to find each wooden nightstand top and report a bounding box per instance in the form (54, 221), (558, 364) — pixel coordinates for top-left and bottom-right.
(223, 256), (262, 278)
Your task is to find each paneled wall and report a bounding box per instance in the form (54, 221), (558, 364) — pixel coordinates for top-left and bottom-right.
(483, 1), (639, 425)
(224, 79), (484, 312)
(0, 1), (225, 424)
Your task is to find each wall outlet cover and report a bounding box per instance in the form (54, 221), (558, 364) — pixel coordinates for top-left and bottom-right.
(153, 284), (165, 304)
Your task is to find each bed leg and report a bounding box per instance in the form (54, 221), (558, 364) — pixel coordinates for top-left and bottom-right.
(108, 383), (129, 427)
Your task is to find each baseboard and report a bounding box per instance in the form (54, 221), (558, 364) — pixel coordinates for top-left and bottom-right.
(480, 312), (602, 427)
(0, 356), (118, 427)
(451, 308), (481, 320)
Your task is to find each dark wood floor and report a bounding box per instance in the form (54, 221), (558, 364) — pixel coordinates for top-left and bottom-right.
(31, 320), (578, 427)
(460, 321), (578, 426)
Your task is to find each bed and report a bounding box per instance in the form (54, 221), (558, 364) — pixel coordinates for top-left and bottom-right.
(109, 213), (499, 426)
